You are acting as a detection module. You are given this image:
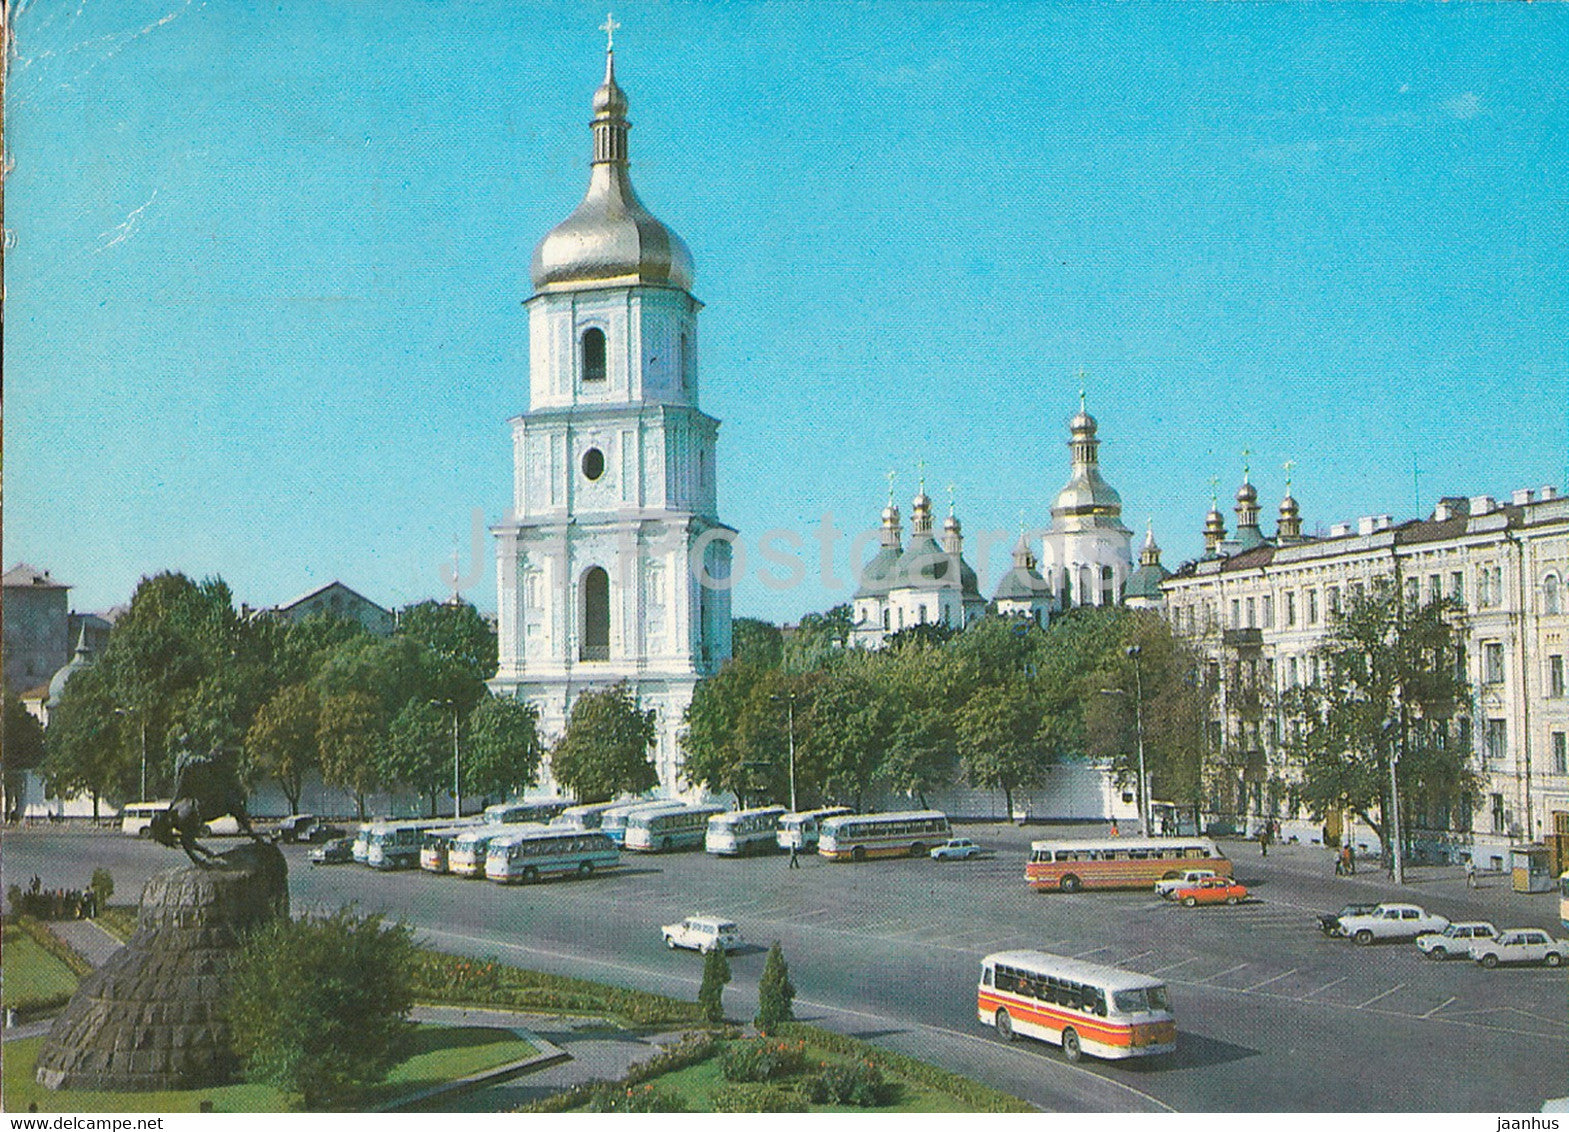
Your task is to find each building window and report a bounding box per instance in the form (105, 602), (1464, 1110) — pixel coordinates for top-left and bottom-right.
(1404, 578), (1419, 607)
(1262, 595), (1274, 628)
(1285, 591), (1296, 626)
(1489, 792), (1505, 835)
(1350, 581), (1364, 603)
(1427, 575), (1441, 605)
(581, 327), (607, 383)
(1286, 656), (1298, 687)
(581, 447), (606, 481)
(1309, 656), (1320, 685)
(679, 331), (692, 390)
(1483, 642), (1504, 685)
(1307, 589), (1318, 625)
(1552, 732), (1567, 776)
(1545, 574), (1561, 615)
(1458, 715), (1472, 753)
(1492, 566), (1503, 605)
(1246, 598), (1256, 628)
(1231, 599), (1240, 628)
(1327, 586), (1340, 616)
(882, 608), (890, 631)
(580, 566), (610, 661)
(1549, 655), (1564, 698)
(1451, 571), (1464, 603)
(1484, 718), (1507, 764)
(1476, 566), (1490, 607)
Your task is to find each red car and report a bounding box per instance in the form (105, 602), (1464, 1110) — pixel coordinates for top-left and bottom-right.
(1174, 876), (1249, 906)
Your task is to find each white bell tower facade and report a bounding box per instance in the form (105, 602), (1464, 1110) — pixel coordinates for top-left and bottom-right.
(491, 44), (733, 797)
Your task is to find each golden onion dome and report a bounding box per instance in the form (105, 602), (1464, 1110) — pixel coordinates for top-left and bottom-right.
(531, 50), (694, 293)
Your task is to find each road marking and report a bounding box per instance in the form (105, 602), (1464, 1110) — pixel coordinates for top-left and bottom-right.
(1120, 949), (1157, 963)
(1198, 963), (1248, 983)
(1299, 976), (1348, 999)
(1146, 957), (1199, 974)
(1420, 996), (1457, 1019)
(1073, 946), (1113, 959)
(1354, 983), (1405, 1009)
(794, 907), (835, 920)
(1243, 968), (1298, 991)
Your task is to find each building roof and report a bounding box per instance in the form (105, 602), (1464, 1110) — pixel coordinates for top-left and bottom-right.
(3, 563), (69, 589)
(273, 580), (389, 616)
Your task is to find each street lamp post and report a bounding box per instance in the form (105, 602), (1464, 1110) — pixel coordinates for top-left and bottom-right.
(114, 708), (148, 802)
(1127, 645), (1149, 837)
(769, 692), (798, 812)
(432, 700), (460, 819)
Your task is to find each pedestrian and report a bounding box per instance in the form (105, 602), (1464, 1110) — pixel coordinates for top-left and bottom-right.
(1338, 843), (1352, 876)
(1109, 820), (1120, 838)
(1465, 858), (1477, 889)
(1258, 826), (1270, 857)
(788, 844), (800, 869)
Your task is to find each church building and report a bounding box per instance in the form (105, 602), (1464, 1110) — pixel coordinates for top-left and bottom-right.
(490, 41), (732, 797)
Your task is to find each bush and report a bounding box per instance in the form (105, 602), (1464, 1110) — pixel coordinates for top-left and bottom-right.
(720, 1038), (807, 1082)
(410, 952), (503, 1001)
(711, 1081), (809, 1112)
(755, 941), (796, 1034)
(778, 1024), (1032, 1112)
(583, 1083), (687, 1112)
(229, 907), (416, 1110)
(697, 943), (731, 1023)
(806, 1059), (890, 1107)
(88, 868), (114, 907)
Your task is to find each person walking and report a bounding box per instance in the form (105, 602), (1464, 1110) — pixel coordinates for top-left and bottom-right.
(1258, 825), (1270, 857)
(1465, 858), (1477, 889)
(788, 844), (800, 869)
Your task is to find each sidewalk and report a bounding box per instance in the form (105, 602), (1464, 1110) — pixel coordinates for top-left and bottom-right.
(46, 918), (125, 967)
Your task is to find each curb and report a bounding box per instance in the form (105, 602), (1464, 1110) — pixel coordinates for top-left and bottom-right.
(375, 1038), (571, 1112)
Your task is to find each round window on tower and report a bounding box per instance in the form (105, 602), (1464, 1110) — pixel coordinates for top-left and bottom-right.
(582, 447), (606, 482)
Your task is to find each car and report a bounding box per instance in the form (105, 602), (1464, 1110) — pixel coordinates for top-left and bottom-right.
(930, 838), (983, 861)
(1416, 921), (1498, 960)
(309, 837), (354, 865)
(662, 915), (743, 954)
(1317, 903), (1379, 936)
(1469, 928), (1569, 968)
(1174, 876), (1249, 906)
(301, 821), (346, 844)
(1155, 868), (1219, 899)
(1337, 903), (1449, 945)
(273, 813), (317, 843)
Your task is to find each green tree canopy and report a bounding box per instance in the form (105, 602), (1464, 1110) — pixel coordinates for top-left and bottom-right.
(957, 677), (1048, 821)
(245, 683), (321, 814)
(3, 692), (48, 820)
(385, 699), (454, 817)
(550, 683), (658, 803)
(316, 691), (386, 819)
(731, 618), (784, 668)
(463, 694), (544, 802)
(229, 907), (415, 1110)
(42, 662), (134, 818)
(394, 599), (497, 715)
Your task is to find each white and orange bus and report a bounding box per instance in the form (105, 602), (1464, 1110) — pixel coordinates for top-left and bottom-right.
(818, 810), (951, 861)
(1026, 837), (1230, 893)
(978, 951), (1176, 1062)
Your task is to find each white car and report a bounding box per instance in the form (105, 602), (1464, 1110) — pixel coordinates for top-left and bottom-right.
(1337, 903), (1449, 945)
(930, 838), (983, 861)
(1416, 921), (1497, 960)
(1470, 928), (1569, 968)
(662, 915), (743, 954)
(1154, 868), (1219, 899)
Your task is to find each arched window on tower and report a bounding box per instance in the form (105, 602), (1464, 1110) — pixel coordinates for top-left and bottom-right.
(678, 331), (692, 391)
(1546, 573), (1561, 615)
(581, 567), (610, 661)
(581, 327), (607, 384)
(1101, 566), (1115, 607)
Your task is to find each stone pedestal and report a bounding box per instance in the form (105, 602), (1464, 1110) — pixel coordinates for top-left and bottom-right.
(35, 841), (287, 1092)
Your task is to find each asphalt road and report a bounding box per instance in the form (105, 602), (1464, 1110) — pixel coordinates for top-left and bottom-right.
(7, 824), (1566, 1111)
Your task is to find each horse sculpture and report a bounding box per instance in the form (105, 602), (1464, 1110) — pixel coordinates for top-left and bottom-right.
(148, 740), (265, 866)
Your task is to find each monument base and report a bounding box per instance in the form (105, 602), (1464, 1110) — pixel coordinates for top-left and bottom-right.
(35, 841), (287, 1092)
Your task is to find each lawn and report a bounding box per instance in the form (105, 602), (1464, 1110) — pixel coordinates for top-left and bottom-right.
(580, 1036), (999, 1113)
(2, 1026), (536, 1113)
(0, 930), (81, 1014)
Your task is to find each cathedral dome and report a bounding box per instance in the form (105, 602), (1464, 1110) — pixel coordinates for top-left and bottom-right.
(47, 629), (93, 708)
(531, 51), (695, 293)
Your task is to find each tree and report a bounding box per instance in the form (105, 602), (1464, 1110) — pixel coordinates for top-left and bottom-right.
(550, 683), (657, 802)
(1282, 580), (1477, 870)
(43, 663), (134, 819)
(229, 908), (415, 1110)
(681, 663), (802, 807)
(755, 942), (796, 1034)
(697, 941), (731, 1023)
(245, 684), (321, 814)
(804, 664), (892, 810)
(957, 678), (1048, 821)
(781, 604), (852, 673)
(877, 644), (959, 807)
(464, 695), (545, 802)
(731, 618), (783, 668)
(2, 693), (47, 821)
(316, 692), (386, 819)
(395, 599), (496, 717)
(385, 700), (452, 816)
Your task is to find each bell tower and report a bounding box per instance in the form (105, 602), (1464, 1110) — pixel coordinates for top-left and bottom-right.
(491, 35), (733, 797)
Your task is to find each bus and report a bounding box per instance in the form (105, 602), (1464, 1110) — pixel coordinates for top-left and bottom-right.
(121, 801), (173, 837)
(978, 950), (1176, 1062)
(706, 806), (788, 856)
(1560, 871), (1569, 932)
(551, 801), (623, 831)
(484, 827), (620, 884)
(1025, 837), (1231, 893)
(484, 799), (569, 825)
(601, 800), (687, 846)
(351, 821), (375, 864)
(447, 823), (542, 878)
(419, 820), (487, 873)
(364, 819), (444, 870)
(625, 804), (726, 852)
(818, 810), (951, 861)
(777, 807), (853, 851)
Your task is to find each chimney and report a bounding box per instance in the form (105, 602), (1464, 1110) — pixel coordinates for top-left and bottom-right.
(1541, 485), (1559, 502)
(1512, 488), (1534, 506)
(1357, 516), (1376, 536)
(1469, 495), (1495, 516)
(1330, 521), (1352, 537)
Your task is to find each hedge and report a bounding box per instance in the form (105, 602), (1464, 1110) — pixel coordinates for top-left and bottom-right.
(518, 1030), (728, 1113)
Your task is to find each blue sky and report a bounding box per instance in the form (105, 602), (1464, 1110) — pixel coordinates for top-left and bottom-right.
(6, 1), (1566, 623)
